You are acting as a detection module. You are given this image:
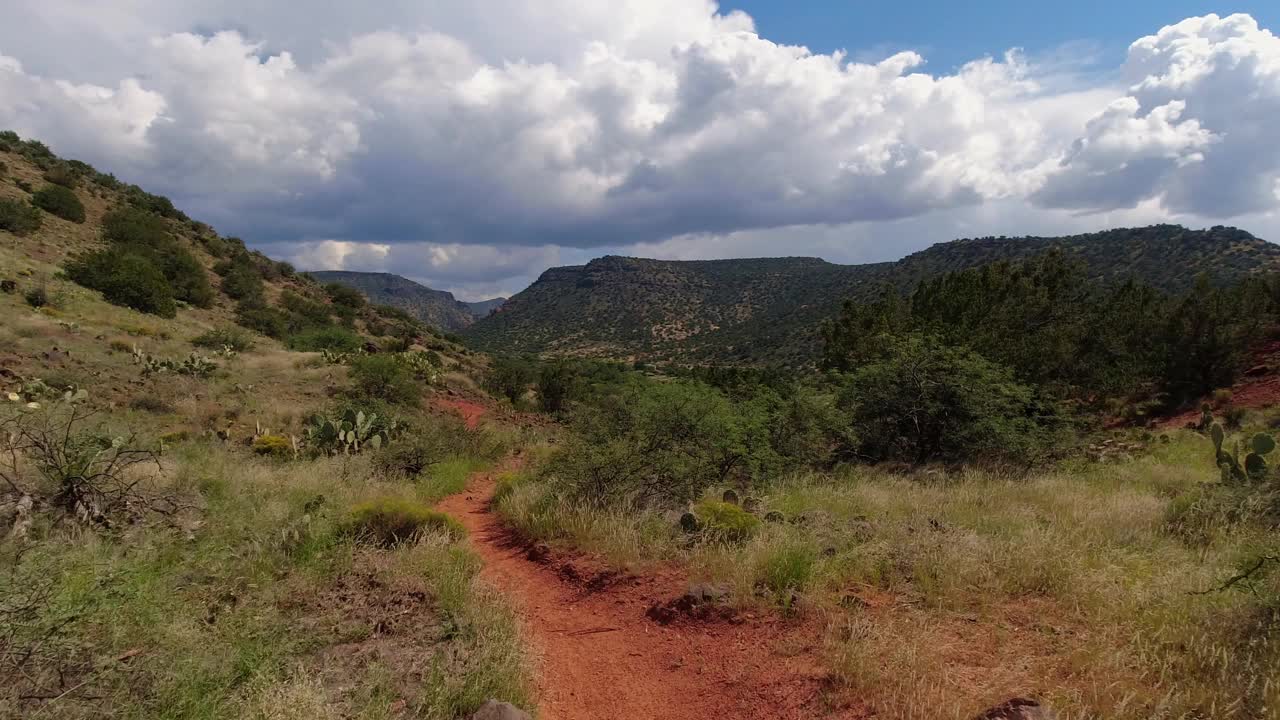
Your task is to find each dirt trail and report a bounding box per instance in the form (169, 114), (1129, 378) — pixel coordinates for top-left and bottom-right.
(436, 467), (850, 720)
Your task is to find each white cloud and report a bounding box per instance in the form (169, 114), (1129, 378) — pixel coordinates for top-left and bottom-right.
(0, 6), (1278, 294)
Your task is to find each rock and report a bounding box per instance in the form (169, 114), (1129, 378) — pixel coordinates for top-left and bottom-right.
(721, 489), (739, 505)
(678, 512), (700, 534)
(971, 698), (1055, 720)
(469, 700), (531, 720)
(685, 582), (729, 603)
(764, 511), (785, 523)
(0, 280), (15, 294)
(741, 496), (760, 513)
(1245, 364), (1270, 377)
(526, 542), (550, 563)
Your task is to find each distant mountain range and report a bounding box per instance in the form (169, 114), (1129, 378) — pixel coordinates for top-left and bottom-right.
(462, 225), (1280, 365)
(307, 271), (505, 332)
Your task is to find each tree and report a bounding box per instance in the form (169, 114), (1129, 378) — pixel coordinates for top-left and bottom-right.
(31, 184), (85, 223)
(837, 335), (1063, 465)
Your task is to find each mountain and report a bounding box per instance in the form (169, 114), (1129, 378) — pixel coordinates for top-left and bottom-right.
(463, 225), (1280, 365)
(307, 271), (503, 332)
(463, 297), (507, 318)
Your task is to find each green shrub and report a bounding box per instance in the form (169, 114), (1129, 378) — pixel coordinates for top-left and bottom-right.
(235, 302), (288, 338)
(342, 498), (465, 546)
(324, 282), (366, 309)
(100, 207), (213, 307)
(191, 326), (255, 352)
(23, 287), (48, 308)
(32, 184), (85, 223)
(129, 395), (175, 414)
(372, 436), (444, 479)
(348, 355), (421, 405)
(251, 435), (294, 458)
(694, 500), (761, 542)
(837, 335), (1065, 465)
(219, 263), (265, 302)
(0, 198), (42, 236)
(65, 247), (177, 317)
(287, 326), (362, 352)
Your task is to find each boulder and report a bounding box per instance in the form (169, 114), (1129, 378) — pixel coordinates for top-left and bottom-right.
(470, 700), (532, 720)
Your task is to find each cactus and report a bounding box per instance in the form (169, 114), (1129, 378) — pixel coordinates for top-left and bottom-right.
(1207, 417), (1276, 483)
(303, 408), (399, 455)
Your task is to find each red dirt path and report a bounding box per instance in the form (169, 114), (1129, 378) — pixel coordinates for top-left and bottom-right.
(435, 463), (855, 720)
(436, 396), (488, 430)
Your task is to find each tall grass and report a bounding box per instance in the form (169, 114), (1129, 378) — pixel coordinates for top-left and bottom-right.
(500, 430), (1280, 718)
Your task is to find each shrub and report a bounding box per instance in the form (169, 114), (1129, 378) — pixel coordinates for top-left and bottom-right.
(252, 435), (294, 458)
(235, 302), (288, 338)
(32, 184), (85, 223)
(324, 282), (366, 309)
(373, 436), (444, 479)
(219, 264), (265, 302)
(485, 356), (536, 405)
(65, 247), (177, 317)
(694, 500), (761, 542)
(341, 498), (465, 546)
(101, 207), (213, 307)
(837, 335), (1065, 465)
(42, 164), (79, 189)
(0, 197), (42, 236)
(129, 395), (176, 414)
(23, 287), (48, 309)
(287, 326), (362, 352)
(192, 326), (255, 352)
(348, 355), (421, 405)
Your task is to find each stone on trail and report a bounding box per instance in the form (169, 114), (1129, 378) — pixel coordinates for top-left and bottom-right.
(470, 699), (532, 720)
(971, 698), (1055, 720)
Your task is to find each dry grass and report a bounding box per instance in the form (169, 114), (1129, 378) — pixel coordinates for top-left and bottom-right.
(501, 433), (1280, 719)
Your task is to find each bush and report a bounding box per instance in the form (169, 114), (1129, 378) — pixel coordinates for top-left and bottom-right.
(191, 326), (255, 352)
(219, 263), (265, 302)
(324, 282), (366, 309)
(235, 302), (288, 338)
(251, 435), (293, 458)
(129, 395), (175, 414)
(552, 380), (778, 506)
(0, 197), (42, 236)
(65, 247), (177, 317)
(32, 184), (85, 223)
(341, 498), (465, 546)
(348, 355), (421, 405)
(101, 207), (213, 307)
(373, 436), (444, 479)
(837, 335), (1064, 465)
(42, 164), (79, 189)
(287, 326), (362, 352)
(23, 287), (47, 309)
(694, 500), (761, 542)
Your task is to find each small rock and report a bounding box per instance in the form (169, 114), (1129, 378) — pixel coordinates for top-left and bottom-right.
(678, 512), (700, 534)
(0, 280), (15, 294)
(742, 496), (760, 513)
(526, 542), (551, 563)
(686, 582), (729, 603)
(1245, 364), (1270, 377)
(764, 511), (785, 523)
(971, 698), (1055, 720)
(722, 489), (739, 505)
(469, 700), (532, 720)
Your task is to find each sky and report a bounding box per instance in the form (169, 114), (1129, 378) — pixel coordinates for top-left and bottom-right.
(2, 3), (1280, 300)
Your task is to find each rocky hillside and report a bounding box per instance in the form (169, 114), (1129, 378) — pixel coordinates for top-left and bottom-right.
(307, 271), (504, 332)
(464, 225), (1280, 365)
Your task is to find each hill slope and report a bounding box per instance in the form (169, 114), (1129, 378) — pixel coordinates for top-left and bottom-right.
(464, 225), (1280, 365)
(307, 270), (504, 332)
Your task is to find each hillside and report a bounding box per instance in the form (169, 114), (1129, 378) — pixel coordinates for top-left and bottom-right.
(307, 270), (504, 332)
(464, 225), (1280, 365)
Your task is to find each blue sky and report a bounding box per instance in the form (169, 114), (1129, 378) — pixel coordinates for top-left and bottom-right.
(726, 2), (1280, 70)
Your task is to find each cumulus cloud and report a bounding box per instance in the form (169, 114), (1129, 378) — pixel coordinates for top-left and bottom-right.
(0, 6), (1278, 296)
(1036, 13), (1280, 215)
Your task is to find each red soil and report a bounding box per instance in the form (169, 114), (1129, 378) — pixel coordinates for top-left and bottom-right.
(436, 396), (489, 430)
(436, 463), (855, 720)
(1158, 339), (1280, 429)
